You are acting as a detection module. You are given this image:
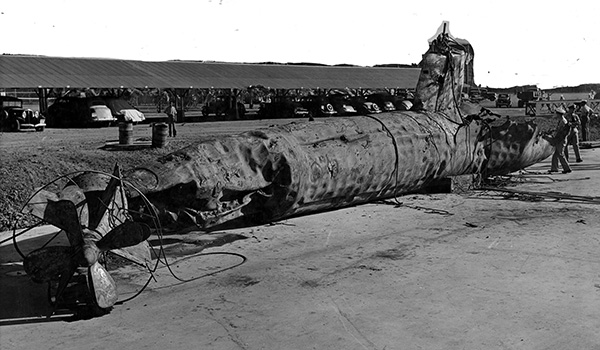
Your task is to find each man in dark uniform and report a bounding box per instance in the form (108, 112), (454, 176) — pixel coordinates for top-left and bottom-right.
(549, 107), (572, 174)
(564, 105), (582, 163)
(576, 100), (592, 142)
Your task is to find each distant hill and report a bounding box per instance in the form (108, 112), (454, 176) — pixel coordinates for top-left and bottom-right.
(489, 84), (600, 94)
(373, 63), (420, 68)
(250, 62), (419, 68)
(548, 84), (600, 94)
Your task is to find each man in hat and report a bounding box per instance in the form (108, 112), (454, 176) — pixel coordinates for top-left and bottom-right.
(549, 107), (572, 174)
(564, 105), (582, 163)
(576, 100), (592, 141)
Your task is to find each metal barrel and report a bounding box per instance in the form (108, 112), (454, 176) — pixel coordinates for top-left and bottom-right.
(118, 122), (133, 145)
(152, 123), (168, 148)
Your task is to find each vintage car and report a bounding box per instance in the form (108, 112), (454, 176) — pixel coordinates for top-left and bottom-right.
(0, 96), (45, 131)
(103, 97), (145, 123)
(366, 93), (397, 112)
(299, 95), (337, 118)
(258, 96), (310, 119)
(348, 97), (382, 115)
(397, 100), (413, 111)
(362, 101), (382, 114)
(327, 94), (359, 116)
(469, 88), (496, 103)
(495, 93), (512, 108)
(46, 97), (118, 128)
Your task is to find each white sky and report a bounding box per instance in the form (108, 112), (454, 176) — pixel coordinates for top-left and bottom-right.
(1, 0), (598, 89)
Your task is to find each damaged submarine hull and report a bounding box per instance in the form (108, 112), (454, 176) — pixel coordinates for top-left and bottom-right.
(126, 24), (554, 231)
(128, 111), (486, 229)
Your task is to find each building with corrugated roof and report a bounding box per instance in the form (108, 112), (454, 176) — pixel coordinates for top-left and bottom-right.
(0, 55), (421, 120)
(0, 55), (420, 89)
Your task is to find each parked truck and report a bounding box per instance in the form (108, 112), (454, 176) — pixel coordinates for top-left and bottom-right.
(466, 87), (496, 103)
(516, 86), (541, 108)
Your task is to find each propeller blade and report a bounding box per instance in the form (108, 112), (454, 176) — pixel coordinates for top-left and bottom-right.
(23, 246), (75, 283)
(23, 187), (87, 247)
(23, 189), (59, 219)
(88, 262), (118, 309)
(94, 188), (129, 237)
(58, 184), (89, 228)
(43, 200), (84, 247)
(110, 241), (152, 267)
(76, 165), (128, 235)
(96, 222), (152, 251)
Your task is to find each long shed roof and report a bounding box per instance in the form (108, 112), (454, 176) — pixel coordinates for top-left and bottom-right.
(0, 55), (420, 90)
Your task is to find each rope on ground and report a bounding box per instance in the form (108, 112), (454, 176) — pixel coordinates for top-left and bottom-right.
(478, 186), (600, 204)
(485, 172), (590, 185)
(376, 199), (454, 216)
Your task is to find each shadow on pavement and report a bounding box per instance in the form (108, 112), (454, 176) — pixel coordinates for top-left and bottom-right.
(0, 231), (76, 325)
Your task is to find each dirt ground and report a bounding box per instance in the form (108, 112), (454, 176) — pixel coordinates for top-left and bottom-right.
(3, 109), (600, 349)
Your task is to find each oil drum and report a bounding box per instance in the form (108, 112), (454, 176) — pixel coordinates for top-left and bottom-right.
(152, 123), (168, 148)
(118, 122), (133, 145)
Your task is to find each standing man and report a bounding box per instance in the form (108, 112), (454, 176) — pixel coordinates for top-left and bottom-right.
(549, 107), (572, 174)
(165, 100), (177, 137)
(564, 105), (582, 163)
(576, 100), (593, 142)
